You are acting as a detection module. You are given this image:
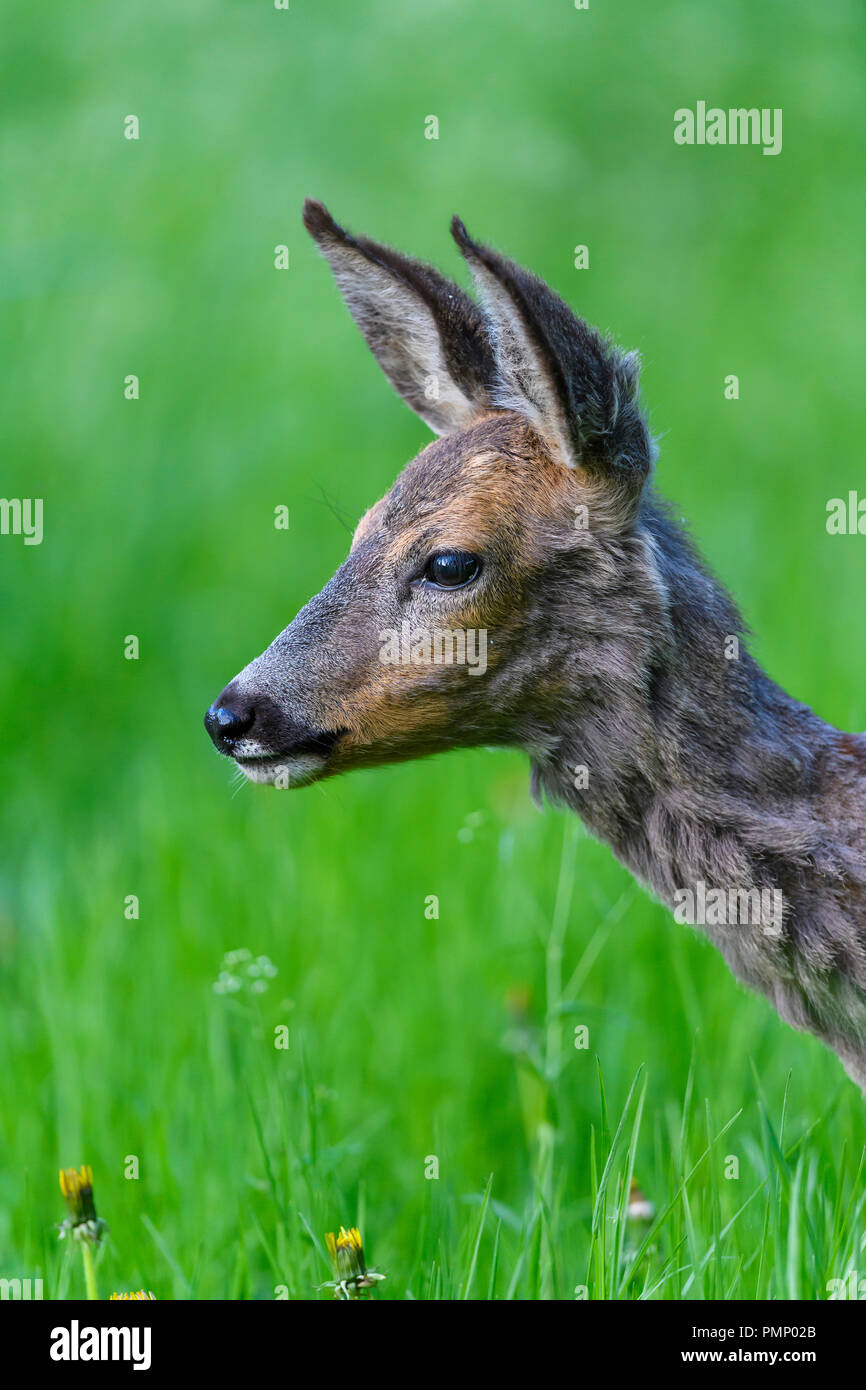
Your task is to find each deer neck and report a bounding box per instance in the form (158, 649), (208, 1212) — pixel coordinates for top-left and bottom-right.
(548, 656), (851, 908)
(530, 502), (866, 1082)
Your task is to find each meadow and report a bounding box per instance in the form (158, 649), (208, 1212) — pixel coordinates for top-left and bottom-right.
(1, 0), (864, 1299)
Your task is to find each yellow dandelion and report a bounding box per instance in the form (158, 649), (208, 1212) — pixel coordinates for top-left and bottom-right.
(321, 1225), (386, 1300)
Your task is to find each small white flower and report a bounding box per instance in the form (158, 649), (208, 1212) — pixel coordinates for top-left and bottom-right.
(214, 951), (278, 995)
(213, 971), (242, 995)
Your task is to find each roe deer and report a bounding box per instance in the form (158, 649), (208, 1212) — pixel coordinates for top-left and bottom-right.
(205, 201), (866, 1087)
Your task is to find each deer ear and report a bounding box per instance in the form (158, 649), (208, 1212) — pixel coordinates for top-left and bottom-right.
(451, 217), (654, 521)
(303, 200), (496, 435)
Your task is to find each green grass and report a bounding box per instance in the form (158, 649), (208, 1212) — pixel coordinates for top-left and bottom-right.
(1, 0), (864, 1299)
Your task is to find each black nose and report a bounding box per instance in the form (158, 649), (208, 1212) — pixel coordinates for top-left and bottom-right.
(204, 695), (255, 753)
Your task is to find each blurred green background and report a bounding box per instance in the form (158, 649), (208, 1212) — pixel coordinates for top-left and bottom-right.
(1, 0), (864, 1298)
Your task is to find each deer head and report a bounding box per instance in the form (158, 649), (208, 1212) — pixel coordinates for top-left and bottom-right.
(205, 200), (659, 788)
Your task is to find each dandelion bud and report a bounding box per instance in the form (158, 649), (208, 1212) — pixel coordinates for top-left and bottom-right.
(321, 1226), (386, 1300)
(58, 1166), (109, 1245)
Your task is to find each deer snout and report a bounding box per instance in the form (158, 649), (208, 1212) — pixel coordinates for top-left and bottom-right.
(204, 689), (256, 754)
(204, 677), (344, 786)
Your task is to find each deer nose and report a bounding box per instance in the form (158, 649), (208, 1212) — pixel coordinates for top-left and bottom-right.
(204, 695), (255, 753)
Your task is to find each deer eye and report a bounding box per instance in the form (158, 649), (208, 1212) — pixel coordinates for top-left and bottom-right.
(423, 550), (480, 590)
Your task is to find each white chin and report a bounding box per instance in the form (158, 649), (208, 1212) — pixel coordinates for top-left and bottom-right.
(234, 753), (327, 787)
